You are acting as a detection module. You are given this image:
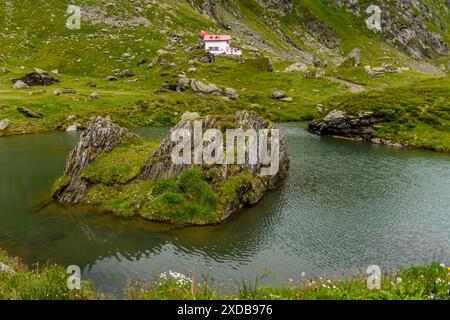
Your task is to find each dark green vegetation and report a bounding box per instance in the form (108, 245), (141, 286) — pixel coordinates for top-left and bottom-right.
(128, 262), (450, 300)
(0, 0), (449, 151)
(0, 250), (96, 300)
(84, 167), (263, 225)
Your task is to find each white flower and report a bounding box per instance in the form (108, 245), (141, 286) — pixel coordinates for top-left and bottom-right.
(439, 263), (445, 268)
(396, 277), (402, 284)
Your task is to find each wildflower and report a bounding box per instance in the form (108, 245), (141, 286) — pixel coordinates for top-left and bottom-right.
(396, 277), (402, 284)
(440, 263), (445, 268)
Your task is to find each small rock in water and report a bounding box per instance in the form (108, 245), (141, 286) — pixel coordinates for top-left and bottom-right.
(104, 76), (117, 81)
(66, 123), (81, 132)
(90, 92), (100, 100)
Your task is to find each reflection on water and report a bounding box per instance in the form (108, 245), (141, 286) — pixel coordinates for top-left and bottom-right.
(0, 124), (449, 296)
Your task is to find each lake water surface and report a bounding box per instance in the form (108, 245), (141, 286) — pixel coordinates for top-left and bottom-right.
(0, 123), (449, 297)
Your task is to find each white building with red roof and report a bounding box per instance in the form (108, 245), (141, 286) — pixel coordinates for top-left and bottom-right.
(200, 31), (242, 56)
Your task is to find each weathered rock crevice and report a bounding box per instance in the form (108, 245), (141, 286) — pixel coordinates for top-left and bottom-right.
(54, 117), (136, 204)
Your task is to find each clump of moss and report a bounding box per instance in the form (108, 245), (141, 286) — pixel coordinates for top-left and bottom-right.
(143, 169), (220, 224)
(51, 175), (70, 195)
(86, 169), (221, 224)
(218, 171), (265, 208)
(81, 139), (160, 185)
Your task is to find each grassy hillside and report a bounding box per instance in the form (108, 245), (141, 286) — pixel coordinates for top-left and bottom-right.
(0, 0), (449, 150)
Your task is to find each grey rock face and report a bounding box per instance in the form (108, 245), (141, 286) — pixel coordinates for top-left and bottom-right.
(13, 71), (59, 87)
(308, 109), (381, 140)
(139, 111), (289, 220)
(54, 117), (135, 204)
(336, 0), (449, 59)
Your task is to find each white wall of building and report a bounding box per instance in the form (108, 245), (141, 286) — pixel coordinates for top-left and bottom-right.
(204, 40), (230, 54)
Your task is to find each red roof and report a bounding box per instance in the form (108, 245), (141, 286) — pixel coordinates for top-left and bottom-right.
(200, 31), (231, 41)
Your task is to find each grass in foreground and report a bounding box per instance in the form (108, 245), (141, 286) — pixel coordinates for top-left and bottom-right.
(127, 263), (450, 300)
(1, 248), (448, 300)
(0, 250), (96, 300)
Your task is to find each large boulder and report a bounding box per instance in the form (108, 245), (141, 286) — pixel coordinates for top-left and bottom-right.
(13, 71), (59, 87)
(53, 117), (135, 204)
(308, 109), (381, 140)
(191, 80), (222, 95)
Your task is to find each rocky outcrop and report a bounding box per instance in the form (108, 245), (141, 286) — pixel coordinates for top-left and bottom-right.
(139, 111), (289, 221)
(54, 112), (289, 224)
(13, 71), (59, 87)
(54, 117), (135, 204)
(163, 77), (240, 99)
(308, 110), (382, 141)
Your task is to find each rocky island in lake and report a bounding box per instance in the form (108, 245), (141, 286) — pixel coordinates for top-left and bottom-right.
(52, 112), (289, 225)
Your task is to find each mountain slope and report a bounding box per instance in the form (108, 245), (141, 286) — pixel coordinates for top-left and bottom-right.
(0, 0), (449, 150)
